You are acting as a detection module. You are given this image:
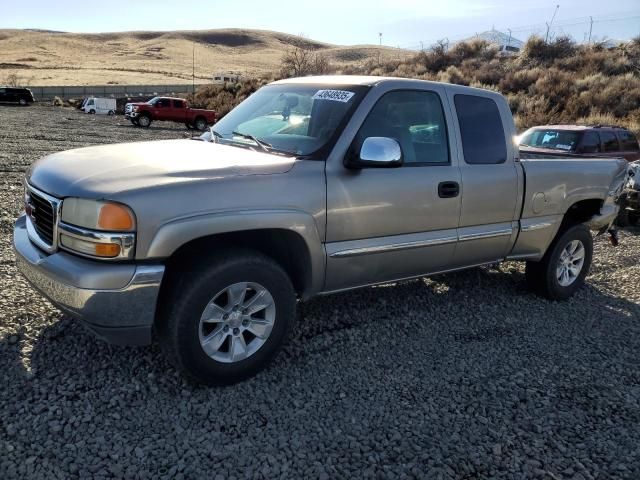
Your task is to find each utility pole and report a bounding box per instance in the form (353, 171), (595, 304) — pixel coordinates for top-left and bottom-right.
(545, 4), (560, 43)
(192, 43), (195, 94)
(379, 32), (382, 46)
(420, 41), (424, 52)
(507, 28), (512, 49)
(588, 16), (593, 44)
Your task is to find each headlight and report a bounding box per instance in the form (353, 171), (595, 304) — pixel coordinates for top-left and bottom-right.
(59, 199), (136, 260)
(61, 198), (135, 231)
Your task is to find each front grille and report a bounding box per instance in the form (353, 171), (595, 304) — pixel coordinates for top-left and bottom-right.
(29, 190), (56, 246)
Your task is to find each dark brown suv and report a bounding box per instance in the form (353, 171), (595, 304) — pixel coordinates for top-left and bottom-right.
(519, 125), (640, 162)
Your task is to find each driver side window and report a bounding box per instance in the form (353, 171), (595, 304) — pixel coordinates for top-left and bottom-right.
(354, 90), (450, 165)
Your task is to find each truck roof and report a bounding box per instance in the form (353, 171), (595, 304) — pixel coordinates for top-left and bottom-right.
(526, 124), (629, 132)
(271, 75), (505, 98)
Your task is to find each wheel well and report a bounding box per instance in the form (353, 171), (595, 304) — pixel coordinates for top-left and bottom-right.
(163, 229), (312, 297)
(562, 199), (603, 228)
(194, 115), (206, 125)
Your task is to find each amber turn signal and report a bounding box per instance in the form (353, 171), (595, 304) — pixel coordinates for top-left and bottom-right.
(94, 243), (122, 257)
(98, 203), (135, 231)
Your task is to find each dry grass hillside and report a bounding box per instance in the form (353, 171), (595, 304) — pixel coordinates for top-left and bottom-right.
(0, 28), (406, 85)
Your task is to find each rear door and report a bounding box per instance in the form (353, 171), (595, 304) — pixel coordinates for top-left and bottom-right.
(324, 85), (462, 291)
(446, 91), (520, 266)
(172, 99), (187, 122)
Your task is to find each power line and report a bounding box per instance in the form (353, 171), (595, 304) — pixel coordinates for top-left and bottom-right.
(396, 11), (640, 50)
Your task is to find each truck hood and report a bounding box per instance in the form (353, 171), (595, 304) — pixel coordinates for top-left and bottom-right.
(27, 139), (295, 198)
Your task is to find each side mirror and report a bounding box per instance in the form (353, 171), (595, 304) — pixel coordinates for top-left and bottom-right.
(346, 137), (403, 169)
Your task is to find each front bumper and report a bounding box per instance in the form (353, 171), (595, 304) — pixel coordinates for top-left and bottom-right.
(13, 215), (164, 346)
(125, 112), (139, 119)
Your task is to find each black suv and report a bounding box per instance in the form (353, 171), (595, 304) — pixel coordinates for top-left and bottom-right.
(0, 87), (35, 106)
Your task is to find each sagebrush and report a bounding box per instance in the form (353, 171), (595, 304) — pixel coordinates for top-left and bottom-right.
(189, 36), (640, 134)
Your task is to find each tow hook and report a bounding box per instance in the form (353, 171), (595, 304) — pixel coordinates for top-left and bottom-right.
(608, 228), (619, 247)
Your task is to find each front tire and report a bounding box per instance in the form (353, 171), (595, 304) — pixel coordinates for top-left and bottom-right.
(19, 98), (27, 106)
(525, 224), (593, 300)
(158, 249), (296, 385)
(137, 114), (151, 128)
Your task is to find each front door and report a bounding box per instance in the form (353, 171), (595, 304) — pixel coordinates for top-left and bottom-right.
(324, 87), (461, 292)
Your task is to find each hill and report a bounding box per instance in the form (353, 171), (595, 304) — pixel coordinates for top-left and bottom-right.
(0, 28), (408, 86)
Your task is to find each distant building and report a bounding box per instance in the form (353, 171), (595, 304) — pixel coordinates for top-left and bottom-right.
(461, 29), (524, 54)
(212, 72), (244, 84)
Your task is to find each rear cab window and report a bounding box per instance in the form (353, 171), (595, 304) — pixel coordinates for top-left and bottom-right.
(173, 100), (185, 108)
(454, 94), (506, 164)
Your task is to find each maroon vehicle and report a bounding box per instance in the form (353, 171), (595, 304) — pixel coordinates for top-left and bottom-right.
(519, 125), (640, 162)
(125, 97), (216, 130)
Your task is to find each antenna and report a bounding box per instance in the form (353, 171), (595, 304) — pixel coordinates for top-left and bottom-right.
(192, 43), (195, 95)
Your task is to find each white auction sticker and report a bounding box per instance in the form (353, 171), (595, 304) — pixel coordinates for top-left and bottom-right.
(312, 89), (355, 102)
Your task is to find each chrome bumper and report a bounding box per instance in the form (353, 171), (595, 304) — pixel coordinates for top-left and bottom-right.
(13, 215), (164, 345)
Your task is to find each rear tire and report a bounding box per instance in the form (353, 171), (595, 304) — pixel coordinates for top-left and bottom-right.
(137, 114), (151, 128)
(525, 224), (593, 300)
(158, 249), (296, 385)
(194, 117), (207, 131)
(108, 110), (115, 116)
(19, 98), (27, 106)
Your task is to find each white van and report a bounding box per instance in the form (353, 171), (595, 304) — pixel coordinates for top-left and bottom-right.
(83, 97), (116, 115)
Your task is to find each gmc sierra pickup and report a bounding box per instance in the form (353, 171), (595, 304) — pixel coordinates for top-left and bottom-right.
(14, 76), (627, 384)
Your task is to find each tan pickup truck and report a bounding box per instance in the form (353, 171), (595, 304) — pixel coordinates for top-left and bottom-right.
(14, 76), (627, 384)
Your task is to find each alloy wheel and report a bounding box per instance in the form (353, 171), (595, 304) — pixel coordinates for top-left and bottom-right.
(556, 239), (585, 287)
(198, 282), (276, 363)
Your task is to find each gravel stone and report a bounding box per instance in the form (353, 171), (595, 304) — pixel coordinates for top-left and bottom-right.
(1, 106), (639, 478)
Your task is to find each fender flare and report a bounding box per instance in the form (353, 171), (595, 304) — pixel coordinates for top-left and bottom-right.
(143, 209), (326, 296)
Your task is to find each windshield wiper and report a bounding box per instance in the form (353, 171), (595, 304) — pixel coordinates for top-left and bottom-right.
(232, 131), (272, 152)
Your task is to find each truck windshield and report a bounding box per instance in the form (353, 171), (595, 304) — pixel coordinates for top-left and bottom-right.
(206, 84), (368, 157)
(520, 129), (582, 152)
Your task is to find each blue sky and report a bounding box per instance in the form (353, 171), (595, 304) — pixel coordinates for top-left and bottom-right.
(2, 0), (639, 46)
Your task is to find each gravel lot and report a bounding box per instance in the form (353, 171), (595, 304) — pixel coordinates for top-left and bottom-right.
(1, 105), (639, 479)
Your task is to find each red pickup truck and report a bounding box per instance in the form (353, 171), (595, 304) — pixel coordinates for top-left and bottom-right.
(125, 97), (216, 130)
